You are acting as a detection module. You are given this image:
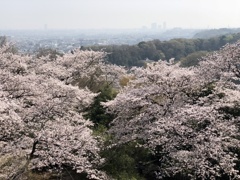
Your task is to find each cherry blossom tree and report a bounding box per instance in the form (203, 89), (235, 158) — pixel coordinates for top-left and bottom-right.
(31, 49), (126, 92)
(0, 44), (109, 179)
(104, 42), (240, 179)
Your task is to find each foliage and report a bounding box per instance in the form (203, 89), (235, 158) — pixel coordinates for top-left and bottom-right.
(119, 75), (135, 87)
(84, 84), (117, 128)
(82, 33), (240, 67)
(193, 28), (240, 39)
(100, 142), (153, 180)
(0, 36), (18, 54)
(0, 36), (7, 47)
(35, 47), (64, 60)
(180, 51), (208, 67)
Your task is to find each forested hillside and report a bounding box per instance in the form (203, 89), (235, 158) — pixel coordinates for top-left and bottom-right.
(0, 40), (240, 179)
(193, 28), (240, 39)
(82, 32), (240, 67)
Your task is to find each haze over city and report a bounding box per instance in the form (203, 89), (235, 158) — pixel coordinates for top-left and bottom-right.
(0, 0), (240, 30)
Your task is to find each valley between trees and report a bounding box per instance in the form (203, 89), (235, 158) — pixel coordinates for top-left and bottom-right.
(0, 37), (240, 179)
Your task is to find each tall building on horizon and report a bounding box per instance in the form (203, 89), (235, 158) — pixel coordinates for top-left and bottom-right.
(163, 22), (167, 30)
(151, 23), (157, 30)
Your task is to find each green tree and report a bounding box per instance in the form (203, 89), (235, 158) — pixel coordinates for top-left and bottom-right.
(0, 36), (7, 47)
(180, 51), (208, 67)
(0, 36), (18, 54)
(84, 84), (117, 128)
(36, 47), (64, 60)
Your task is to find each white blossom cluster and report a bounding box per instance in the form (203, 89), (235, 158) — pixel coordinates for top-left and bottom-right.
(104, 42), (240, 179)
(0, 45), (116, 179)
(30, 49), (126, 92)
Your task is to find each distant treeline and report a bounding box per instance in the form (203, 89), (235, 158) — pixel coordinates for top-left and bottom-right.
(193, 28), (240, 39)
(81, 33), (240, 67)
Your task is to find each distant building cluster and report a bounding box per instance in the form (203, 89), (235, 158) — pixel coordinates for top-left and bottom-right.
(143, 22), (167, 31)
(0, 28), (201, 54)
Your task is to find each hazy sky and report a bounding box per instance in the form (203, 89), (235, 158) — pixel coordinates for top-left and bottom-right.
(0, 0), (240, 30)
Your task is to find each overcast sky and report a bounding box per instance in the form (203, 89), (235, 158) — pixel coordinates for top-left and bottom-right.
(0, 0), (240, 30)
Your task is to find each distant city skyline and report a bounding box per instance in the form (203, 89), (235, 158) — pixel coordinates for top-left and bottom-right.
(0, 0), (240, 30)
